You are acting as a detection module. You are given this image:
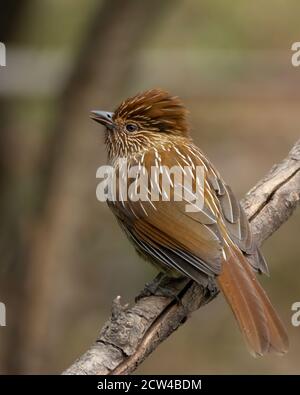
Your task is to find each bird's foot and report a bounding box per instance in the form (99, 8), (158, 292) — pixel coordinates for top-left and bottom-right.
(203, 276), (219, 304)
(136, 273), (188, 304)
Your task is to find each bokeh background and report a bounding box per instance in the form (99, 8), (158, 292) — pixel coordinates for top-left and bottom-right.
(0, 0), (299, 374)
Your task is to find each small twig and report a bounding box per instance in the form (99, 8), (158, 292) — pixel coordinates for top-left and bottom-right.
(63, 140), (300, 375)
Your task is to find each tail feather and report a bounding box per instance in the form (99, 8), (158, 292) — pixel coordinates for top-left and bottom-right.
(241, 255), (289, 354)
(217, 245), (288, 356)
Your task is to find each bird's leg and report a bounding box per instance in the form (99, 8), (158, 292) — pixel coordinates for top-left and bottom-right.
(203, 276), (219, 304)
(136, 273), (189, 303)
(136, 272), (165, 300)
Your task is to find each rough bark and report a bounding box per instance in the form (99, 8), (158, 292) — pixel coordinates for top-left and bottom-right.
(63, 140), (300, 375)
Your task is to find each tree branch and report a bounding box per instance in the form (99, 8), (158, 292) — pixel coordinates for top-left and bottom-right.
(63, 140), (300, 375)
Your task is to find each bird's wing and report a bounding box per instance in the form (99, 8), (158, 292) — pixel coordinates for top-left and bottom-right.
(109, 142), (267, 279)
(197, 148), (268, 274)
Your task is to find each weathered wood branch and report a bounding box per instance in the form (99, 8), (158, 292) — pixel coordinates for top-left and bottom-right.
(64, 140), (300, 375)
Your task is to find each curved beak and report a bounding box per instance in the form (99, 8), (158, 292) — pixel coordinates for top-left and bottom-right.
(90, 111), (114, 130)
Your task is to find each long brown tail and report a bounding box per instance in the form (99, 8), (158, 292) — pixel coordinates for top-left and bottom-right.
(217, 244), (289, 356)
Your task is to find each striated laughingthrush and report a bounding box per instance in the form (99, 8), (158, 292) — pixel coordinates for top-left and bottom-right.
(91, 88), (288, 356)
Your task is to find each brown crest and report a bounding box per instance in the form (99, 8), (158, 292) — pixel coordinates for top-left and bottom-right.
(114, 88), (190, 136)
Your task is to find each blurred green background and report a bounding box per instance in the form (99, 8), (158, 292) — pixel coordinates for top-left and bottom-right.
(0, 0), (299, 374)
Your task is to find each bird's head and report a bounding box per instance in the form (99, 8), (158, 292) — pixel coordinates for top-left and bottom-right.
(90, 88), (190, 159)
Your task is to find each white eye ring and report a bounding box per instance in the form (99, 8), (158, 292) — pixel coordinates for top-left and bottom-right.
(125, 123), (138, 132)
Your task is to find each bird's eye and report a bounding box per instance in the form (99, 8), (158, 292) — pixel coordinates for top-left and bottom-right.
(125, 123), (138, 133)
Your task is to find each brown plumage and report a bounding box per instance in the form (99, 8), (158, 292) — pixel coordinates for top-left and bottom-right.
(91, 88), (288, 356)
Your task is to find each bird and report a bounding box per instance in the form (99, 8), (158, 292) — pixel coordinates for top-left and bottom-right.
(90, 88), (288, 357)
